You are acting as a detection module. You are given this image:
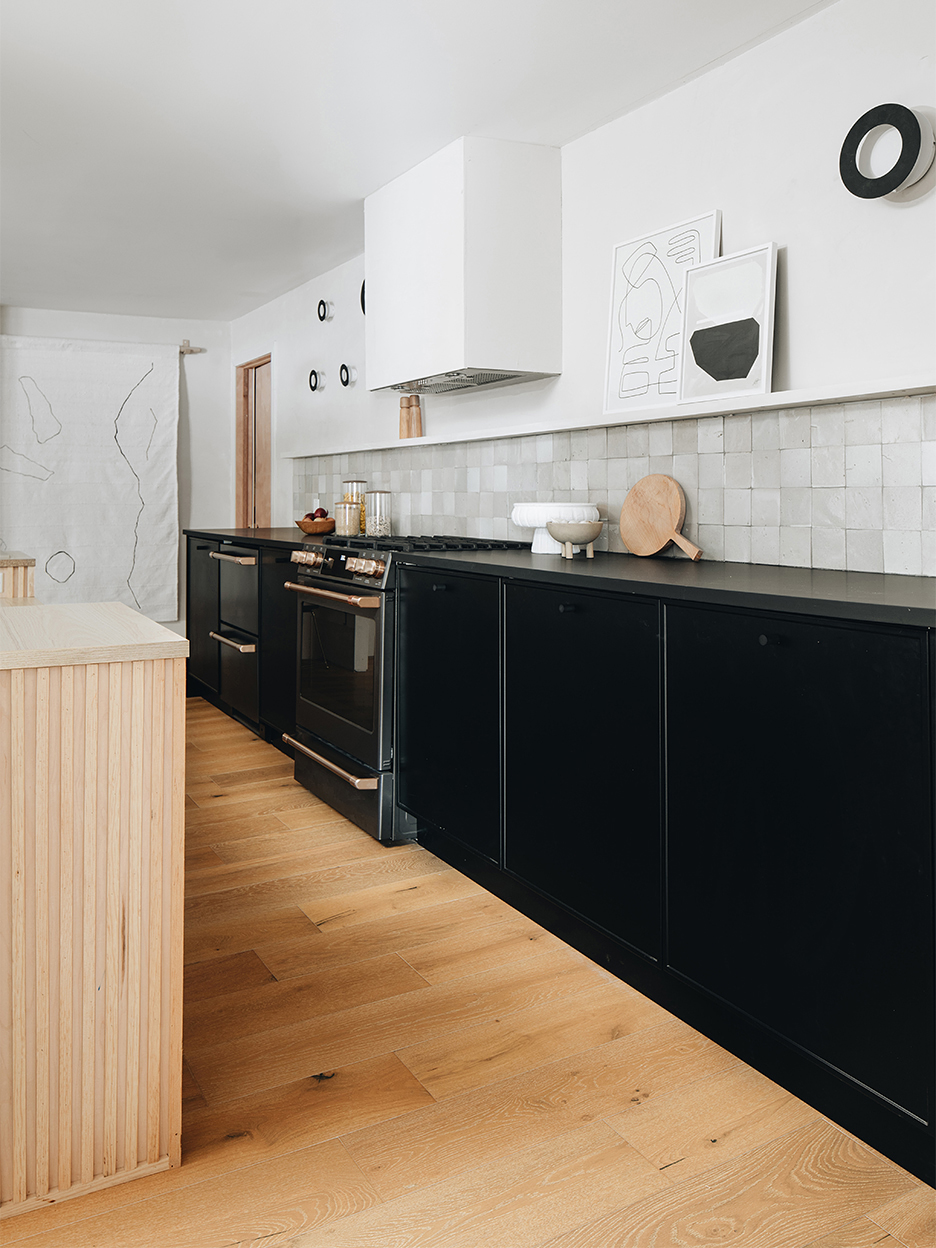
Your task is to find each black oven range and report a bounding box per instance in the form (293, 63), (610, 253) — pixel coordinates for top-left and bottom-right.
(281, 533), (528, 844)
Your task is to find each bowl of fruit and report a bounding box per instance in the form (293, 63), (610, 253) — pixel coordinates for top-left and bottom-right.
(296, 507), (335, 535)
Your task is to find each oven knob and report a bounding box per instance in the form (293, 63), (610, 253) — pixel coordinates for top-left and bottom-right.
(363, 559), (386, 577)
(346, 557), (362, 572)
(294, 550), (324, 568)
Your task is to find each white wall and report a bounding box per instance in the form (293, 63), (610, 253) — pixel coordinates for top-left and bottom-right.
(0, 305), (233, 632)
(268, 0), (935, 469)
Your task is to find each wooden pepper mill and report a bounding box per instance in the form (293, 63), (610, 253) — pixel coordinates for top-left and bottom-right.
(399, 394), (423, 439)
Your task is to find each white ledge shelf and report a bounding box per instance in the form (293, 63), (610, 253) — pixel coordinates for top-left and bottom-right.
(283, 374), (934, 460)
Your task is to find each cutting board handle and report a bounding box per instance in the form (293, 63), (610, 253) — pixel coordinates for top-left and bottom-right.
(671, 531), (702, 561)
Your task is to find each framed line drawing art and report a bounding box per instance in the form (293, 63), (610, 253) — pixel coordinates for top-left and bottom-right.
(604, 210), (721, 416)
(678, 243), (778, 403)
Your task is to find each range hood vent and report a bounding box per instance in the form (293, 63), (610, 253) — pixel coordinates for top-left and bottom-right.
(391, 368), (551, 395)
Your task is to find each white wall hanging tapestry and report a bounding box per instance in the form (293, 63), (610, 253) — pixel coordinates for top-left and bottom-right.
(604, 210), (721, 416)
(677, 243), (778, 403)
(0, 336), (180, 620)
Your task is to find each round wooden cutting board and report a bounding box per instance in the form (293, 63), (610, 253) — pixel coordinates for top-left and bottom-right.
(619, 474), (702, 560)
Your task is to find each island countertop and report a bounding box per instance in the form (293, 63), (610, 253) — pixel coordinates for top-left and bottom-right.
(0, 598), (189, 670)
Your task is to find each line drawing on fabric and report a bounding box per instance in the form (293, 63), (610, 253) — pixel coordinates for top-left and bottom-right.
(145, 408), (158, 460)
(113, 362), (155, 609)
(45, 550), (76, 582)
(18, 375), (62, 443)
(0, 444), (54, 479)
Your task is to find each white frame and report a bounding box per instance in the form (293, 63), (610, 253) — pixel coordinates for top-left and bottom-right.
(678, 243), (778, 403)
(603, 211), (721, 416)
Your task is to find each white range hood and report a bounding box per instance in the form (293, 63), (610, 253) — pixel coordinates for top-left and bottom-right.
(364, 136), (561, 394)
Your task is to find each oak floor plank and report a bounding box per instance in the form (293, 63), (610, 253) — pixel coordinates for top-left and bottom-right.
(184, 949), (614, 1103)
(538, 1121), (918, 1248)
(298, 866), (485, 932)
(284, 1121), (670, 1248)
(1, 1139), (378, 1248)
(341, 1017), (738, 1202)
(183, 788), (324, 829)
(183, 949), (277, 1004)
(398, 915), (567, 984)
(184, 952), (431, 1049)
(257, 891), (518, 980)
(275, 804), (384, 831)
(867, 1184), (936, 1248)
(184, 904), (322, 965)
(208, 761), (295, 787)
(187, 774), (320, 809)
(397, 978), (671, 1100)
(181, 1057), (207, 1112)
(209, 820), (369, 864)
(183, 844), (226, 871)
(182, 848), (451, 924)
(801, 1217), (905, 1246)
(604, 1062), (820, 1182)
(183, 812), (293, 850)
(184, 839), (423, 898)
(181, 1053), (435, 1179)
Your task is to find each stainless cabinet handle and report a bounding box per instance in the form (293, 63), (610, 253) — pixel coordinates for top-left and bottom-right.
(209, 551), (256, 565)
(282, 734), (379, 790)
(209, 631), (256, 653)
(284, 581), (380, 609)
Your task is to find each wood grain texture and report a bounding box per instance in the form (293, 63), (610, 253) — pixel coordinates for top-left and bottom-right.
(184, 904), (322, 965)
(604, 1063), (820, 1182)
(183, 950), (277, 1003)
(801, 1217), (905, 1246)
(539, 1121), (917, 1248)
(867, 1184), (936, 1248)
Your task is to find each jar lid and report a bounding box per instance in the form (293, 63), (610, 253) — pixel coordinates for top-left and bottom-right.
(365, 489), (390, 495)
(343, 479), (367, 485)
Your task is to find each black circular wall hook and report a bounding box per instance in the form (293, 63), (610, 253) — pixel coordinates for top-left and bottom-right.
(309, 369), (319, 392)
(360, 280), (366, 315)
(839, 103), (933, 198)
(317, 299), (334, 322)
(339, 364), (351, 387)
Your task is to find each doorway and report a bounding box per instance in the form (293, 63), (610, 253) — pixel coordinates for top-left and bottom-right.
(235, 354), (271, 528)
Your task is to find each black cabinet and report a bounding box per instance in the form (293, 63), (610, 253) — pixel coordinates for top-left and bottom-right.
(397, 566), (501, 861)
(665, 603), (934, 1127)
(186, 539), (219, 691)
(259, 549), (298, 736)
(504, 582), (661, 959)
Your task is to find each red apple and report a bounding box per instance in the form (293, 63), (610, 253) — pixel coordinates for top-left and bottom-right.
(313, 507), (328, 518)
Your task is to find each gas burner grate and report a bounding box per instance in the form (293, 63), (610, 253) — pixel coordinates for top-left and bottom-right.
(320, 533), (530, 554)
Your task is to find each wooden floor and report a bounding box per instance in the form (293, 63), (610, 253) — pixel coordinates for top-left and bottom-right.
(5, 699), (933, 1247)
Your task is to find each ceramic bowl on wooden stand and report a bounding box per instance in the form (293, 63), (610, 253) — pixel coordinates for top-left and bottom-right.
(546, 519), (605, 559)
(511, 503), (600, 553)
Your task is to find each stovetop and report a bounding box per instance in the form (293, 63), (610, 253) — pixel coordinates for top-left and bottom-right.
(290, 534), (530, 592)
(323, 534), (529, 553)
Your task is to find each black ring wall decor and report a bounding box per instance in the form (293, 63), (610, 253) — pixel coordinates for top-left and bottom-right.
(339, 364), (350, 387)
(317, 300), (327, 322)
(309, 369), (319, 392)
(839, 103), (929, 197)
(360, 281), (366, 315)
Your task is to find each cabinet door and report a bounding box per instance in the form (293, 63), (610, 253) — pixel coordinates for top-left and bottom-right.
(259, 550), (298, 735)
(217, 627), (259, 724)
(666, 603), (934, 1124)
(397, 567), (500, 861)
(186, 539), (219, 691)
(504, 583), (661, 959)
(217, 546), (259, 634)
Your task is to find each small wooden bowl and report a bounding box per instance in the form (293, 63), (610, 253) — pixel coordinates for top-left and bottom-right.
(296, 517), (335, 535)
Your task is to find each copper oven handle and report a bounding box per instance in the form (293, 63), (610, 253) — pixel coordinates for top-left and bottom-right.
(209, 551), (256, 566)
(209, 631), (256, 653)
(282, 734), (379, 790)
(283, 581), (380, 609)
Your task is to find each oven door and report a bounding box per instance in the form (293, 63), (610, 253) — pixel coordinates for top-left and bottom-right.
(287, 580), (393, 770)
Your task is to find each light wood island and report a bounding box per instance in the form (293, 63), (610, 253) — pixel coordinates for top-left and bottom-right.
(1, 598), (189, 1218)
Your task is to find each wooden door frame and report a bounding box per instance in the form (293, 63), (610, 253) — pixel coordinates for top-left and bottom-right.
(235, 353), (272, 528)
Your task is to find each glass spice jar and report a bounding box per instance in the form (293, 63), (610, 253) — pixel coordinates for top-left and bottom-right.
(364, 490), (391, 537)
(342, 479), (367, 532)
(334, 501), (361, 536)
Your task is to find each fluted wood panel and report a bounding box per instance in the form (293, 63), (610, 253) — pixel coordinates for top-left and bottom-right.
(0, 657), (185, 1218)
(0, 564), (34, 598)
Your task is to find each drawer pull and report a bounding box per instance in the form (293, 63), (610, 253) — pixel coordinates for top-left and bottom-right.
(209, 631), (256, 653)
(432, 584), (448, 592)
(758, 633), (782, 647)
(210, 551), (257, 565)
(282, 734), (379, 790)
(558, 604), (577, 613)
(284, 581), (380, 609)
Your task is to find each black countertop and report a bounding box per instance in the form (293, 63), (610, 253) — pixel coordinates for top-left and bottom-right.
(183, 528), (936, 627)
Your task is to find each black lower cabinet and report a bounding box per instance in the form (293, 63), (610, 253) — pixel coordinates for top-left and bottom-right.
(259, 549), (299, 737)
(186, 539), (219, 691)
(217, 628), (259, 723)
(504, 582), (661, 960)
(397, 566), (501, 862)
(665, 603), (935, 1135)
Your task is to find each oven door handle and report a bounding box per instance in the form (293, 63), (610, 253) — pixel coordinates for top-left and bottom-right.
(282, 734), (379, 790)
(209, 551), (256, 565)
(283, 581), (381, 609)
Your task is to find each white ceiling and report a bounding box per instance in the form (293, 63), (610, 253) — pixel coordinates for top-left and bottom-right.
(1, 0), (838, 322)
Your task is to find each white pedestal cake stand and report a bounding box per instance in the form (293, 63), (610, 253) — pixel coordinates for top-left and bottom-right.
(511, 503), (601, 554)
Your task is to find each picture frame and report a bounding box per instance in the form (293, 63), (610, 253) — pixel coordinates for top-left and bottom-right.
(603, 210), (721, 416)
(678, 242), (778, 403)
